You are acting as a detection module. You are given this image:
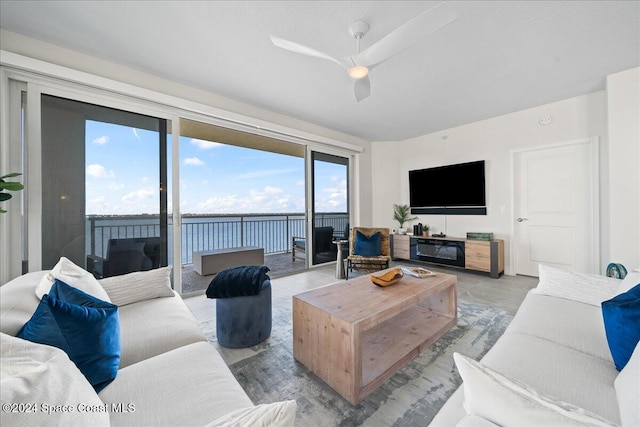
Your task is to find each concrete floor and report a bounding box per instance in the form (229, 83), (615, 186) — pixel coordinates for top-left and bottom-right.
(184, 260), (539, 340)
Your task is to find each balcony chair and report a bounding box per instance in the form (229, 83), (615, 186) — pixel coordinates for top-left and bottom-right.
(346, 227), (391, 279)
(291, 226), (335, 262)
(87, 237), (161, 278)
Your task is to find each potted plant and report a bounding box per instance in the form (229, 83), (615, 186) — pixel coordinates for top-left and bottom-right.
(393, 204), (417, 234)
(421, 225), (430, 237)
(0, 173), (24, 214)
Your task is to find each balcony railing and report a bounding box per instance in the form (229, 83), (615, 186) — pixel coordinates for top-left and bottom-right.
(86, 213), (349, 266)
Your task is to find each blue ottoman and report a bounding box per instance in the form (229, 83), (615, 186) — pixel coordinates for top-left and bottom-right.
(216, 279), (272, 348)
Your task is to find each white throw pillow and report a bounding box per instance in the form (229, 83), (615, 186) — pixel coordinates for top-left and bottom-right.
(453, 353), (616, 426)
(532, 264), (620, 306)
(35, 257), (111, 302)
(0, 333), (110, 427)
(99, 266), (173, 306)
(205, 400), (297, 427)
(615, 342), (640, 427)
(616, 272), (640, 295)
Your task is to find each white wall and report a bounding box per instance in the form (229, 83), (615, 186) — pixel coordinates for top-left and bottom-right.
(371, 91), (609, 275)
(607, 67), (640, 271)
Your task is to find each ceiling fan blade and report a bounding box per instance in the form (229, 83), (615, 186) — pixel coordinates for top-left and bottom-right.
(354, 76), (370, 102)
(353, 4), (457, 68)
(270, 35), (348, 69)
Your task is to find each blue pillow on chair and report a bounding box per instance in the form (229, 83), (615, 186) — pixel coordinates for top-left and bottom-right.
(17, 279), (121, 392)
(354, 230), (381, 256)
(601, 283), (640, 371)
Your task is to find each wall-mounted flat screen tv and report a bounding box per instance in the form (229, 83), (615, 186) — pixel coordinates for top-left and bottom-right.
(409, 160), (486, 214)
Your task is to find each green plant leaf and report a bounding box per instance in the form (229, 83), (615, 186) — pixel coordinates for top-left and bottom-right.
(0, 182), (24, 191)
(0, 173), (22, 179)
(0, 193), (12, 202)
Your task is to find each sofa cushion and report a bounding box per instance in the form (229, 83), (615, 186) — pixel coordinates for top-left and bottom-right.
(36, 257), (111, 302)
(616, 272), (640, 295)
(0, 333), (110, 427)
(453, 353), (615, 426)
(480, 333), (620, 424)
(601, 284), (640, 371)
(205, 400), (297, 427)
(99, 266), (174, 306)
(615, 342), (640, 427)
(504, 291), (611, 361)
(99, 341), (253, 426)
(117, 292), (206, 368)
(533, 264), (620, 306)
(0, 271), (47, 336)
(17, 280), (120, 392)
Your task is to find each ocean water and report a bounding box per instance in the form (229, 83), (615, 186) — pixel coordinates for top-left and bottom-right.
(86, 214), (346, 265)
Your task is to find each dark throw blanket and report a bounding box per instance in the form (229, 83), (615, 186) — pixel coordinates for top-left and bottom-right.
(206, 265), (270, 299)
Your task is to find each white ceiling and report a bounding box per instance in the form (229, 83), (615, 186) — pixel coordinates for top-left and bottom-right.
(1, 1), (638, 141)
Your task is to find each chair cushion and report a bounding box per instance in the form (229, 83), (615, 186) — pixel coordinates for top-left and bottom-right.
(354, 230), (381, 256)
(17, 279), (120, 392)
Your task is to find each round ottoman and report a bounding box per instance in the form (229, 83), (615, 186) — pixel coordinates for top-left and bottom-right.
(216, 279), (272, 348)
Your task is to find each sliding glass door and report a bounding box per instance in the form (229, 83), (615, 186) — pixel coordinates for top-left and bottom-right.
(39, 95), (170, 276)
(310, 152), (349, 266)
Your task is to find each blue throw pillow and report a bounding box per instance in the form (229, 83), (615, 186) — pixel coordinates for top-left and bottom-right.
(17, 279), (121, 392)
(354, 230), (381, 256)
(601, 283), (640, 371)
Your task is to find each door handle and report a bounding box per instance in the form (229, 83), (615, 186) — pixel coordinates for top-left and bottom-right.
(516, 218), (529, 222)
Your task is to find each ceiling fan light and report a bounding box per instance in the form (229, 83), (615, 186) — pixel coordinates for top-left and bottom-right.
(348, 66), (369, 79)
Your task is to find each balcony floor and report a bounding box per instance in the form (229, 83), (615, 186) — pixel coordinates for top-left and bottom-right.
(181, 251), (312, 294)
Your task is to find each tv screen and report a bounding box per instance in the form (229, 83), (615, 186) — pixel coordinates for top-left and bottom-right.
(409, 160), (486, 208)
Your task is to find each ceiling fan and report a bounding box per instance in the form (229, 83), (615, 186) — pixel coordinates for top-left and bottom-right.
(270, 4), (457, 102)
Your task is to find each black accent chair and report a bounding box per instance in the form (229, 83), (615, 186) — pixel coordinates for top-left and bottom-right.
(87, 237), (161, 278)
(292, 226), (335, 262)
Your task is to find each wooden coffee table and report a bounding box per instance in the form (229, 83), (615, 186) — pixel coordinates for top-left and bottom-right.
(292, 268), (457, 404)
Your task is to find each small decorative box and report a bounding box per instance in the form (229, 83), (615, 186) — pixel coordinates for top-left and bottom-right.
(466, 232), (493, 241)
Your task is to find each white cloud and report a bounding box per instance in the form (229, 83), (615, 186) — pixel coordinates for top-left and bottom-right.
(191, 138), (222, 150)
(122, 188), (155, 204)
(92, 135), (109, 145)
(86, 163), (115, 178)
(184, 157), (205, 166)
(132, 128), (140, 141)
(192, 185), (303, 214)
(108, 182), (125, 190)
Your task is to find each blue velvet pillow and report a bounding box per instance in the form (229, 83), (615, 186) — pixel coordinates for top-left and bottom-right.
(354, 230), (381, 256)
(17, 279), (121, 392)
(601, 283), (640, 371)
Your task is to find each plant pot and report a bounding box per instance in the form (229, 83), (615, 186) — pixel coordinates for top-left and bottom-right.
(422, 231), (429, 237)
(398, 227), (407, 235)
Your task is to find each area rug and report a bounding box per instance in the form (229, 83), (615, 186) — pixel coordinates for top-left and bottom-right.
(204, 297), (512, 426)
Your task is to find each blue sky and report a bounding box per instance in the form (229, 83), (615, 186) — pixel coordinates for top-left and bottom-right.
(85, 121), (347, 215)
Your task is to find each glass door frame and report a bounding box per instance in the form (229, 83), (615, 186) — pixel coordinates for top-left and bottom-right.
(306, 146), (353, 268)
(6, 77), (183, 288)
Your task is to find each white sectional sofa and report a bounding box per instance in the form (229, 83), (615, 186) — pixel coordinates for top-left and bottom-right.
(430, 265), (640, 427)
(0, 259), (295, 426)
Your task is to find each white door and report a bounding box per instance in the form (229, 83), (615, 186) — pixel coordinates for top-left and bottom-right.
(514, 141), (597, 276)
